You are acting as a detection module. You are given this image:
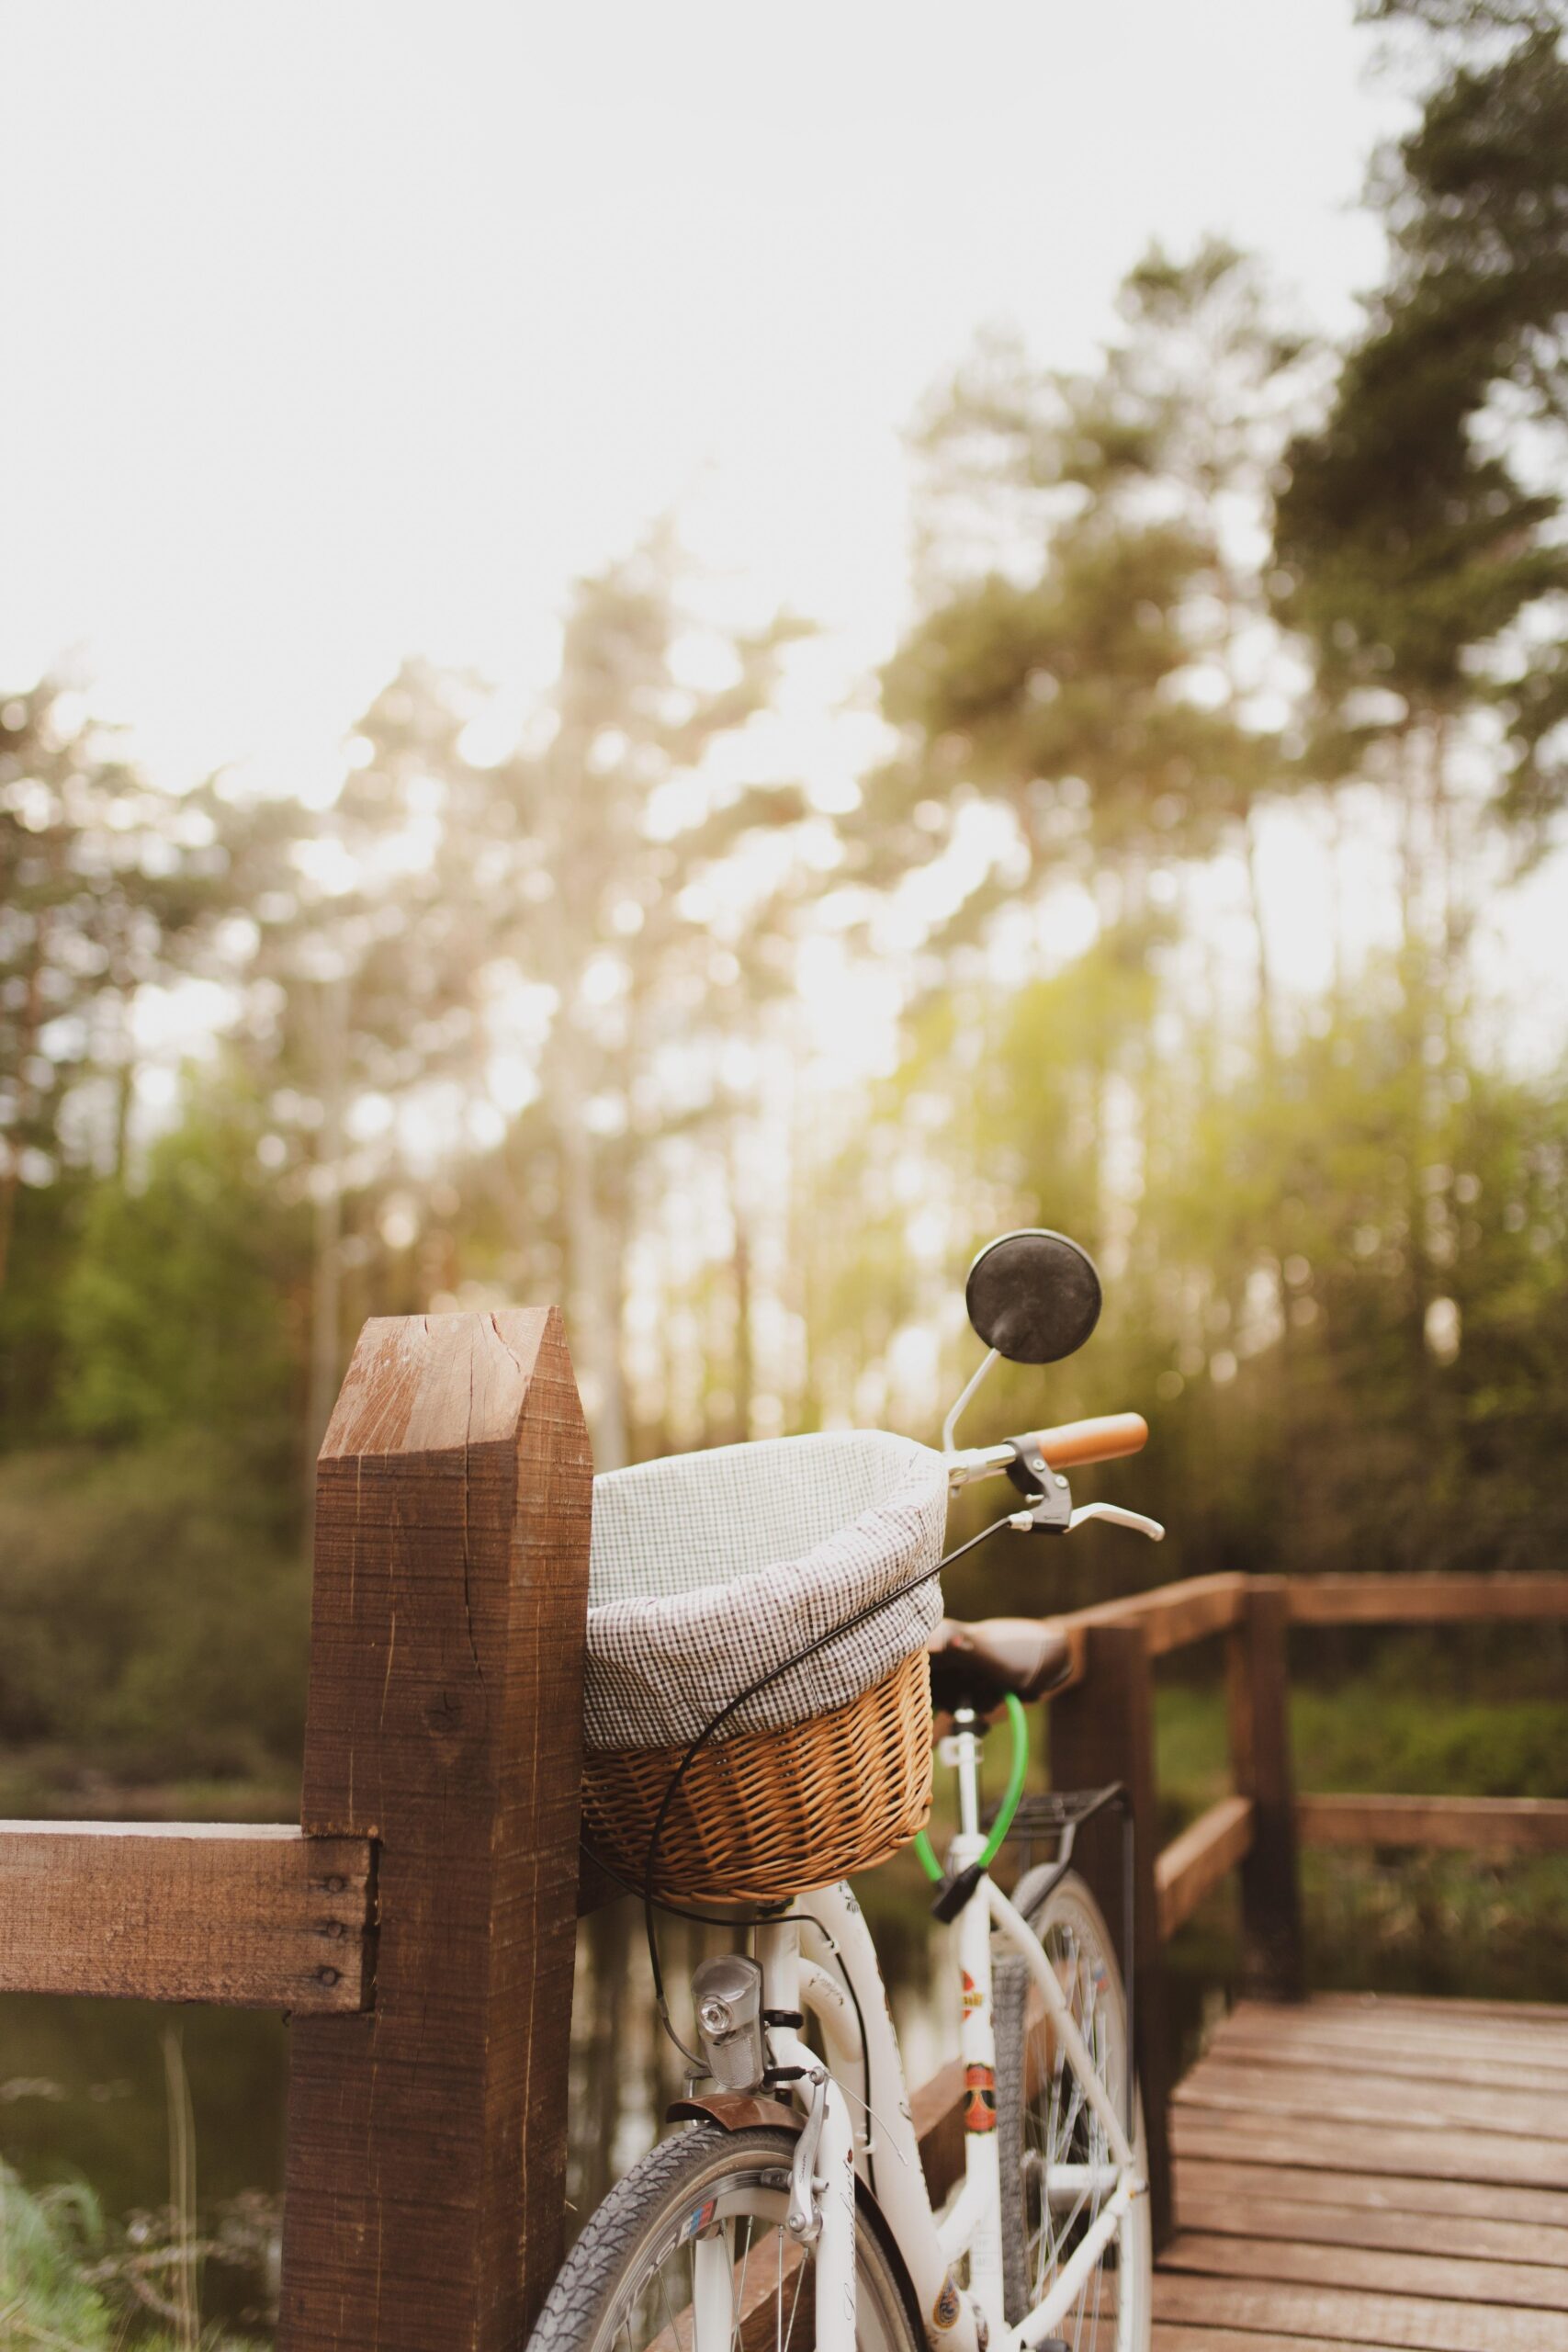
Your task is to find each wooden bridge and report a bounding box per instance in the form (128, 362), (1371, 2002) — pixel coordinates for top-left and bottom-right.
(1039, 1569), (1568, 2351)
(0, 1307), (1562, 2349)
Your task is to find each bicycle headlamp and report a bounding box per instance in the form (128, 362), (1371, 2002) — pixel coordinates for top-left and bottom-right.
(691, 1954), (765, 2092)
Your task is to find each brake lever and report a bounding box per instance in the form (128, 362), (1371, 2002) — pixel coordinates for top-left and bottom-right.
(1069, 1500), (1165, 1542)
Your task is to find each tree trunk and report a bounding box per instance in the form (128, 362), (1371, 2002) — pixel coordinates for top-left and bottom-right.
(0, 910), (51, 1294)
(1242, 806), (1277, 1069)
(306, 972), (347, 1518)
(729, 1143), (754, 1445)
(554, 1056), (627, 1472)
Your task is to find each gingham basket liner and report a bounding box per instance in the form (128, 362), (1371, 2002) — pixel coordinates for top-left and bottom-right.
(584, 1430), (948, 1753)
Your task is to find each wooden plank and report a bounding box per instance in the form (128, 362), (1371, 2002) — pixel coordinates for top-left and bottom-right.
(1286, 1572), (1568, 1624)
(1048, 1617), (1174, 2247)
(1154, 2271), (1568, 2350)
(278, 1307), (594, 2352)
(1250, 2004), (1568, 2060)
(1067, 1573), (1247, 1658)
(1311, 1989), (1568, 2030)
(1155, 1796), (1254, 1940)
(1214, 1998), (1568, 2070)
(1174, 2154), (1568, 2230)
(1170, 2104), (1568, 2189)
(1298, 1792), (1568, 1853)
(0, 1822), (370, 2008)
(1205, 2023), (1568, 2098)
(911, 2053), (967, 2206)
(1226, 1580), (1305, 2001)
(1178, 2056), (1568, 2143)
(1173, 2188), (1568, 2270)
(1163, 2230), (1568, 2313)
(1155, 2332), (1416, 2352)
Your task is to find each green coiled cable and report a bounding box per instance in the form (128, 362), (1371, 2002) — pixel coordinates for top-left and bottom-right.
(913, 1690), (1030, 1885)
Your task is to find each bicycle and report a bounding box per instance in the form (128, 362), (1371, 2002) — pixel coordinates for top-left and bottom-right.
(532, 1229), (1164, 2352)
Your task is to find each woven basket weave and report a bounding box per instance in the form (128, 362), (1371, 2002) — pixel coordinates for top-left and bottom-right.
(581, 1648), (934, 1905)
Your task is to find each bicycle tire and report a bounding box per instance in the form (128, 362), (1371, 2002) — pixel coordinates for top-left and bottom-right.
(992, 1868), (1153, 2347)
(526, 2122), (922, 2352)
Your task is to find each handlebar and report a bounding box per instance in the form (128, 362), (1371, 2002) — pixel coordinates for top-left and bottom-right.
(1021, 1411), (1147, 1467)
(947, 1409), (1148, 1490)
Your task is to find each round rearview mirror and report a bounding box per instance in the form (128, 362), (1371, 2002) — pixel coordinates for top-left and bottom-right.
(964, 1228), (1103, 1364)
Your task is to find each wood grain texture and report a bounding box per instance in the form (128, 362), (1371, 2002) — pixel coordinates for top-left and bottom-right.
(1048, 1617), (1173, 2246)
(1313, 1990), (1568, 2027)
(1285, 1572), (1568, 1623)
(1158, 1995), (1568, 2341)
(1298, 1792), (1568, 1853)
(278, 1308), (593, 2352)
(1155, 1795), (1253, 1941)
(1161, 2232), (1568, 2313)
(1153, 2331), (1415, 2352)
(1226, 1578), (1304, 2001)
(1172, 2188), (1568, 2272)
(1170, 2104), (1568, 2188)
(1067, 1572), (1247, 1658)
(1178, 2056), (1568, 2142)
(1203, 2023), (1568, 2098)
(1210, 2000), (1568, 2077)
(1173, 2154), (1568, 2229)
(0, 1822), (369, 2007)
(1154, 2271), (1568, 2349)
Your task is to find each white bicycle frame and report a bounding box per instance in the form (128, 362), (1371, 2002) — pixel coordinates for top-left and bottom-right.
(747, 1719), (1145, 2352)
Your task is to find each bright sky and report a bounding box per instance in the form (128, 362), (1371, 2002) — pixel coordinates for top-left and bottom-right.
(8, 0), (1568, 1070)
(4, 0), (1402, 797)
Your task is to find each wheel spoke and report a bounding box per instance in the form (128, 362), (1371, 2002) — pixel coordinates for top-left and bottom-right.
(995, 1882), (1147, 2345)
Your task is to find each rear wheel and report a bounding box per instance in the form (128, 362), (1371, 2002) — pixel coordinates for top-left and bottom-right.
(526, 2123), (921, 2352)
(992, 1870), (1152, 2348)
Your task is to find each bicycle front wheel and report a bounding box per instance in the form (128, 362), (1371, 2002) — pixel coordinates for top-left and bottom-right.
(527, 2123), (922, 2352)
(992, 1869), (1153, 2349)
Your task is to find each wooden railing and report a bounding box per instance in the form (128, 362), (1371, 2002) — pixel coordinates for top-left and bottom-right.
(1036, 1566), (1568, 2246)
(0, 1310), (595, 2352)
(1, 1303), (1562, 2334)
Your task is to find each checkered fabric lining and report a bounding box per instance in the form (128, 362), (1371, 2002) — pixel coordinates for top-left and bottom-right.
(584, 1430), (949, 1753)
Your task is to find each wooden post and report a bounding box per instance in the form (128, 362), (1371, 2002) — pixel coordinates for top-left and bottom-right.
(278, 1308), (593, 2352)
(1046, 1620), (1174, 2248)
(1226, 1577), (1305, 2004)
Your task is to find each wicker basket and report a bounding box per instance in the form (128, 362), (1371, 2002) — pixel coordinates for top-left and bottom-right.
(581, 1648), (934, 1905)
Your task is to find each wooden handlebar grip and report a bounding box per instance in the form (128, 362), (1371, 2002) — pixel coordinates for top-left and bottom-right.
(1027, 1412), (1148, 1467)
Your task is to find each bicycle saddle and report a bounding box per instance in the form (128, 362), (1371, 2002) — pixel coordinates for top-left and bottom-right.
(927, 1616), (1073, 1714)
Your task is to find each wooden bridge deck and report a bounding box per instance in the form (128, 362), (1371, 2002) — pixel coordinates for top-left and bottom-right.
(1154, 1992), (1568, 2351)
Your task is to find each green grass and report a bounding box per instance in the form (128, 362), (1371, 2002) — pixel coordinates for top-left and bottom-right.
(1154, 1673), (1568, 1821)
(0, 2161), (265, 2351)
(1154, 1668), (1568, 2028)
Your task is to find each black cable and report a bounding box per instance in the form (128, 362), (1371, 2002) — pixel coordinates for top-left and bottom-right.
(640, 1510), (1020, 2064)
(833, 1930), (877, 2199)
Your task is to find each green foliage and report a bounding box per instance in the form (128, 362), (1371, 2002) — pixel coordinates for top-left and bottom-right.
(882, 244), (1305, 909)
(0, 1442), (307, 1780)
(0, 1172), (91, 1450)
(0, 2166), (118, 2347)
(0, 2159), (266, 2350)
(1277, 5), (1568, 835)
(60, 1091), (308, 1504)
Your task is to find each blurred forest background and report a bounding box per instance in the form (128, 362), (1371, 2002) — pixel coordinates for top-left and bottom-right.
(4, 1), (1568, 2340)
(4, 0), (1567, 1810)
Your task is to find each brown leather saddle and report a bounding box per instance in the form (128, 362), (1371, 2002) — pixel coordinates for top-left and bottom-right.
(926, 1615), (1072, 1715)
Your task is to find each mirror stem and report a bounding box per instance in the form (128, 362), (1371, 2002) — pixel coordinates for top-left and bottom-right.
(941, 1346), (999, 1455)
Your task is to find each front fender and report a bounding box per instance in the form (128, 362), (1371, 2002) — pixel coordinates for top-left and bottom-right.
(665, 2091), (802, 2134)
